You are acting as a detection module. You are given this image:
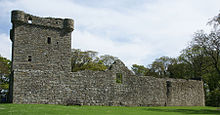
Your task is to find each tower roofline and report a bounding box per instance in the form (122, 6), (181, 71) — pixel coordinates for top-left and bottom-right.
(11, 10), (74, 32)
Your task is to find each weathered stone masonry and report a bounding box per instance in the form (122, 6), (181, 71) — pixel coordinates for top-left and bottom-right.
(9, 10), (205, 106)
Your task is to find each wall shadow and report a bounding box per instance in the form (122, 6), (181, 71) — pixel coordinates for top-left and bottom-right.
(144, 108), (220, 114)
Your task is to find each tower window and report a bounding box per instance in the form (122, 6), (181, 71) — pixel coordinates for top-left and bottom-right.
(47, 37), (51, 44)
(28, 56), (32, 62)
(28, 17), (32, 24)
(116, 73), (123, 83)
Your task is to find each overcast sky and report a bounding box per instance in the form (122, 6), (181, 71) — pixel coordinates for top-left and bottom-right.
(0, 0), (220, 67)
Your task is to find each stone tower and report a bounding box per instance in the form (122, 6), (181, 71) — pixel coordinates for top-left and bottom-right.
(10, 10), (74, 72)
(9, 10), (74, 103)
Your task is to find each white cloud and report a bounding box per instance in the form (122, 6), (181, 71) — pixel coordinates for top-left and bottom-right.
(73, 30), (153, 67)
(0, 0), (220, 67)
(0, 33), (11, 60)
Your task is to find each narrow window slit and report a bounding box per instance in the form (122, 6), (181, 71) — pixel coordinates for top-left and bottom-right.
(28, 56), (32, 62)
(47, 37), (51, 44)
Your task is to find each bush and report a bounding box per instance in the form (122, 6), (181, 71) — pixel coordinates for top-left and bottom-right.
(206, 89), (220, 107)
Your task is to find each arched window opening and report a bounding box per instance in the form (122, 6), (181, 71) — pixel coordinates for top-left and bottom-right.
(28, 17), (32, 24)
(28, 56), (32, 62)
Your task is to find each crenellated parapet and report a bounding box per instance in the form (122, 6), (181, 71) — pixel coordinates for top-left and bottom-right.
(11, 10), (74, 31)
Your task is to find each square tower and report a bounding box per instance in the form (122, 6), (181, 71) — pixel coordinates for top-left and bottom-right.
(9, 10), (74, 103)
(10, 10), (74, 72)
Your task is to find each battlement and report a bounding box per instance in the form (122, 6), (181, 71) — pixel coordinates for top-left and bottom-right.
(11, 10), (74, 32)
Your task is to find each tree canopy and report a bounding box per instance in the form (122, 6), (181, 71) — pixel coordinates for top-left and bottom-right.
(0, 55), (11, 102)
(71, 49), (118, 72)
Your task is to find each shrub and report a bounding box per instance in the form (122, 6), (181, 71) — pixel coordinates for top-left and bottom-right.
(206, 89), (220, 107)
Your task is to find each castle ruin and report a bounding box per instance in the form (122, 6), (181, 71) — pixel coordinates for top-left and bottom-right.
(9, 10), (205, 106)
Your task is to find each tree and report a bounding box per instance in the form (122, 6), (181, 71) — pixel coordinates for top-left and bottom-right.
(0, 55), (11, 102)
(71, 49), (107, 72)
(100, 55), (118, 68)
(71, 49), (120, 72)
(182, 13), (220, 106)
(192, 31), (220, 76)
(189, 21), (220, 91)
(149, 56), (176, 78)
(131, 64), (149, 76)
(177, 45), (209, 79)
(71, 49), (97, 70)
(167, 62), (189, 79)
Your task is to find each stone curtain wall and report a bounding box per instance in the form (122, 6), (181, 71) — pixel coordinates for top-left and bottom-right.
(12, 61), (205, 106)
(166, 79), (205, 106)
(10, 10), (205, 106)
(68, 71), (167, 106)
(12, 69), (68, 104)
(65, 61), (205, 106)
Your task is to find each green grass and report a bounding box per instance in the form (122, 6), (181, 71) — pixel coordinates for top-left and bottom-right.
(0, 104), (219, 115)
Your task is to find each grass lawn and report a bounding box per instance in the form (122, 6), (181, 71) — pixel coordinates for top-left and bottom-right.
(0, 104), (219, 115)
